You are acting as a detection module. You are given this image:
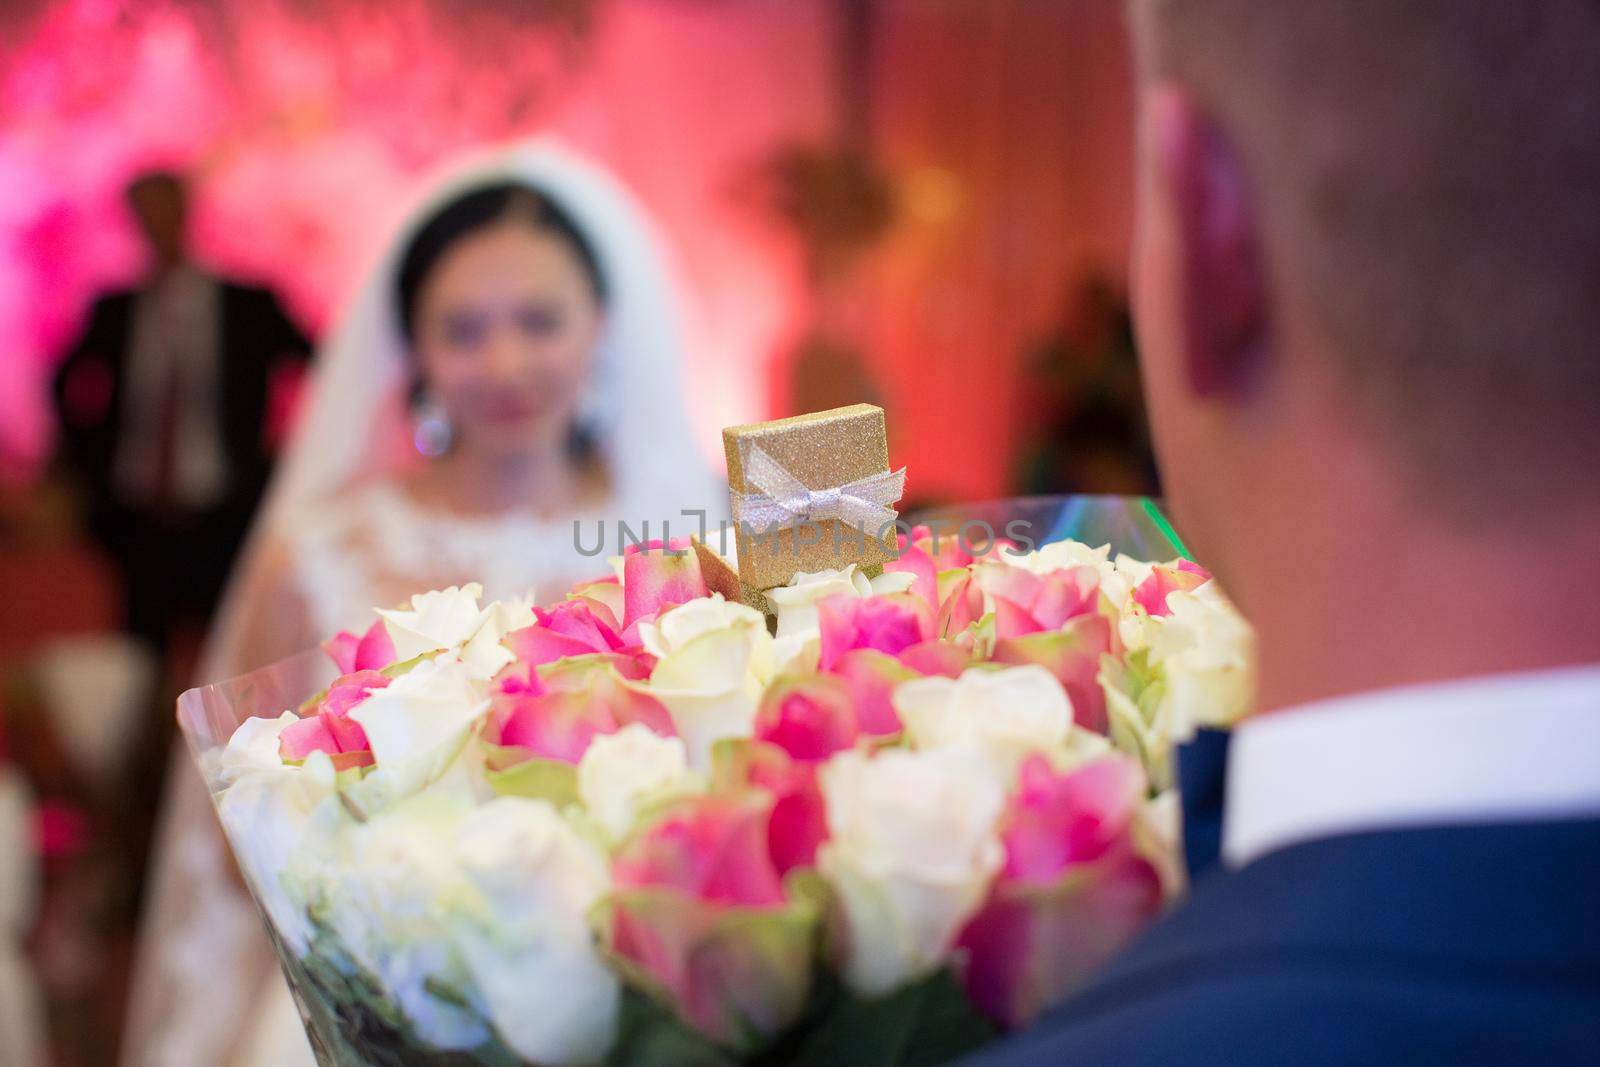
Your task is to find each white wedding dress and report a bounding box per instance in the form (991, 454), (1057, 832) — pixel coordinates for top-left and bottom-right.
(291, 480), (623, 635)
(123, 142), (722, 1067)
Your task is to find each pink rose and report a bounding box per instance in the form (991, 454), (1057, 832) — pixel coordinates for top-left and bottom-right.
(816, 592), (934, 672)
(991, 613), (1114, 733)
(898, 524), (976, 569)
(321, 619), (396, 675)
(957, 755), (1163, 1028)
(622, 541), (710, 632)
(896, 639), (972, 678)
(884, 525), (963, 609)
(488, 658), (674, 767)
(279, 670), (390, 770)
(748, 676), (863, 873)
(824, 646), (967, 737)
(976, 562), (1102, 638)
(762, 773), (828, 877)
(624, 537), (695, 556)
(753, 674), (860, 763)
(887, 524), (1012, 611)
(1131, 560), (1211, 617)
(934, 568), (987, 641)
(505, 599), (627, 666)
(570, 574), (626, 623)
(606, 794), (817, 1049)
(883, 543), (939, 609)
(889, 527), (1011, 604)
(827, 649), (922, 736)
(491, 658), (546, 699)
(715, 739), (832, 877)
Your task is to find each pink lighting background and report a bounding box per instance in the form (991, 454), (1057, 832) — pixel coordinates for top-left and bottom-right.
(0, 0), (1135, 499)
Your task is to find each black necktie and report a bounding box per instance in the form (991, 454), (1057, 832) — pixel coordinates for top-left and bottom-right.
(1177, 727), (1232, 883)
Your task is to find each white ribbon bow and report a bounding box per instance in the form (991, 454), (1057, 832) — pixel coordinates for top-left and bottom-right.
(731, 441), (906, 533)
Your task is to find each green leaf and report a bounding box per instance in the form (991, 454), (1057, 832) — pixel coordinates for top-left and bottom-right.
(710, 737), (758, 792)
(293, 917), (522, 1066)
(897, 969), (999, 1066)
(605, 988), (738, 1067)
(483, 755), (579, 804)
(784, 969), (996, 1067)
(380, 651), (438, 679)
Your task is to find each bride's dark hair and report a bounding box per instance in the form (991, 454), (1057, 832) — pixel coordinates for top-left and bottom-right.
(395, 180), (608, 343)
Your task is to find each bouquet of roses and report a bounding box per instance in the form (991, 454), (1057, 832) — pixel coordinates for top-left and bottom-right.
(186, 514), (1254, 1066)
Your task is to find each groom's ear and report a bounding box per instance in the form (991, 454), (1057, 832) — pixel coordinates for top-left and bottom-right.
(1149, 87), (1268, 401)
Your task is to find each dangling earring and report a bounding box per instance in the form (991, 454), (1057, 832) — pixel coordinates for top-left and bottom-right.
(412, 393), (453, 458)
(571, 366), (609, 462)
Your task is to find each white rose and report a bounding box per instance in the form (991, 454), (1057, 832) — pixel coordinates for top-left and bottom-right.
(377, 584), (488, 662)
(455, 797), (610, 916)
(215, 711), (299, 786)
(215, 748), (339, 955)
(771, 630), (821, 676)
(1010, 539), (1113, 578)
(350, 656), (486, 769)
(304, 792), (489, 1049)
(576, 725), (704, 843)
(343, 656), (488, 817)
(1117, 603), (1157, 655)
(765, 565), (916, 640)
(817, 748), (1005, 996)
(377, 585), (535, 681)
(457, 924), (618, 1066)
(1052, 721), (1116, 770)
(458, 595), (536, 681)
(638, 594), (767, 660)
(892, 665), (1075, 781)
(634, 596), (773, 770)
(213, 712), (346, 956)
(1109, 554), (1211, 653)
(1112, 552), (1158, 587)
(451, 798), (620, 1064)
(1146, 588), (1256, 733)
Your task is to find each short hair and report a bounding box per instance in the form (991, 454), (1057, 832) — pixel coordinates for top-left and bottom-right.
(1131, 1), (1600, 513)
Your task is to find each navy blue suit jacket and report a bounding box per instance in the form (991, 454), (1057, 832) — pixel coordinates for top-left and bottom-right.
(967, 736), (1600, 1065)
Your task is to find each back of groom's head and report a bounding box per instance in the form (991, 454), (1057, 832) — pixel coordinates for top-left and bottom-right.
(1124, 1), (1600, 705)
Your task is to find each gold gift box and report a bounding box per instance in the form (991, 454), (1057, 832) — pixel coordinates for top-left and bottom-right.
(722, 403), (901, 592)
(691, 534), (770, 614)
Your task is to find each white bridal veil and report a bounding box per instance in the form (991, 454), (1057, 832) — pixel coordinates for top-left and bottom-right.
(124, 141), (722, 1067)
(262, 139), (718, 529)
(207, 138), (724, 689)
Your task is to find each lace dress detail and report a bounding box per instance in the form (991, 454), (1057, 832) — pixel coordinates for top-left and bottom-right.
(289, 481), (616, 636)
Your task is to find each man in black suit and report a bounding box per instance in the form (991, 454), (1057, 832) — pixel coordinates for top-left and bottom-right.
(52, 171), (312, 667)
(971, 2), (1600, 1063)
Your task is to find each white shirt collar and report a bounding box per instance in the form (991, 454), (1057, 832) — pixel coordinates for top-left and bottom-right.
(1222, 664), (1600, 869)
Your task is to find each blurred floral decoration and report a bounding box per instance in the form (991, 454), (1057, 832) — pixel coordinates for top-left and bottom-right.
(0, 0), (595, 155)
(735, 143), (897, 417)
(0, 0), (598, 477)
(748, 144), (896, 284)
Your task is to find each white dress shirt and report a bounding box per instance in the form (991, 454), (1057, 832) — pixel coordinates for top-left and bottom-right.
(1222, 664), (1600, 869)
(113, 266), (229, 510)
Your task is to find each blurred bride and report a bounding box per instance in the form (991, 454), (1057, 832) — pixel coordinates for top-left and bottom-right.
(123, 143), (721, 1066)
